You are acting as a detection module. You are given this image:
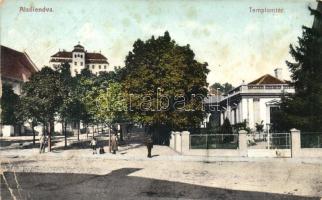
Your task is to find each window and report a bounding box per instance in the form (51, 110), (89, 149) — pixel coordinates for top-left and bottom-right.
(74, 54), (77, 58)
(99, 65), (101, 69)
(80, 62), (83, 66)
(104, 65), (107, 69)
(80, 55), (83, 58)
(92, 65), (95, 69)
(74, 62), (77, 66)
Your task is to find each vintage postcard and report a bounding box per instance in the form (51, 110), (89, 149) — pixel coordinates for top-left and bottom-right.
(0, 0), (321, 199)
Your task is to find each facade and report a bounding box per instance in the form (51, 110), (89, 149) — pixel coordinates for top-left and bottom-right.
(204, 68), (295, 130)
(1, 45), (39, 136)
(50, 43), (109, 76)
(1, 45), (39, 95)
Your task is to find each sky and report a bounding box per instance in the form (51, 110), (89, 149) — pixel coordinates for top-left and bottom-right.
(0, 0), (317, 86)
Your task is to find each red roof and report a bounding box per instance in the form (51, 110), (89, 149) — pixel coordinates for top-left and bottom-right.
(1, 45), (38, 82)
(51, 51), (107, 60)
(51, 51), (72, 58)
(248, 74), (286, 85)
(86, 52), (107, 60)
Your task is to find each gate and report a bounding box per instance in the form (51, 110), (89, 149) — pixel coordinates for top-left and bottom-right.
(247, 132), (292, 157)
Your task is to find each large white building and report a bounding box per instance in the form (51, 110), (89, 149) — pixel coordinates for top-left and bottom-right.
(49, 43), (109, 76)
(204, 68), (295, 130)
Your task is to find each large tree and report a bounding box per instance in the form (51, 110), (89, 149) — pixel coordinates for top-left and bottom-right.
(279, 4), (322, 131)
(122, 31), (209, 144)
(22, 67), (63, 151)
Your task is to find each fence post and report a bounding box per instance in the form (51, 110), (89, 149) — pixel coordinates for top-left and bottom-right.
(175, 131), (182, 153)
(181, 131), (190, 154)
(169, 131), (176, 150)
(238, 130), (248, 157)
(290, 128), (301, 158)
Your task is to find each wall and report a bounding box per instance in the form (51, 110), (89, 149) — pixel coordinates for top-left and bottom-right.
(291, 129), (322, 158)
(169, 130), (248, 157)
(169, 129), (322, 158)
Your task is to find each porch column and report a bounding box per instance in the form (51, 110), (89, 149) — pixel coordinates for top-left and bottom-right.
(291, 128), (301, 158)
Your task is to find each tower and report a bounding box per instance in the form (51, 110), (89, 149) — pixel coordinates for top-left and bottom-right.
(71, 42), (85, 76)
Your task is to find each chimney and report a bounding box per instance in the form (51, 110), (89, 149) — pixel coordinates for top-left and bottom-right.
(274, 68), (282, 79)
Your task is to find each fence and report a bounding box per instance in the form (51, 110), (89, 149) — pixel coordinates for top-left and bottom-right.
(269, 133), (291, 149)
(300, 132), (322, 148)
(170, 129), (322, 158)
(190, 134), (238, 149)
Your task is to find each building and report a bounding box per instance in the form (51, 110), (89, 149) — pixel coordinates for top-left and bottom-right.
(1, 45), (39, 136)
(49, 43), (109, 76)
(203, 68), (295, 131)
(219, 68), (295, 130)
(1, 45), (39, 95)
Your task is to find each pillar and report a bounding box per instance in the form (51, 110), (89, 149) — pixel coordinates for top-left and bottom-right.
(291, 128), (301, 158)
(238, 130), (248, 157)
(181, 131), (190, 154)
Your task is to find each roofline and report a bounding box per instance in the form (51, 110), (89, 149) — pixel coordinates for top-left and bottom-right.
(23, 51), (39, 72)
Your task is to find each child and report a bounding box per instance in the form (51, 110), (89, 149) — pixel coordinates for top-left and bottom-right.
(99, 146), (105, 154)
(90, 137), (97, 154)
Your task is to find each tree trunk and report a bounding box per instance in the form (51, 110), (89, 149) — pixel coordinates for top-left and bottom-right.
(32, 124), (35, 146)
(63, 121), (67, 148)
(86, 124), (89, 139)
(120, 125), (124, 142)
(77, 121), (80, 141)
(48, 121), (54, 152)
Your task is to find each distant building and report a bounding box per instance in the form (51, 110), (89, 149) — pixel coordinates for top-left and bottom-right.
(204, 68), (295, 130)
(49, 43), (109, 76)
(1, 45), (39, 95)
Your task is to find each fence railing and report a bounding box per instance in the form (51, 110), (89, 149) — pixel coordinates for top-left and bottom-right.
(190, 134), (238, 149)
(269, 133), (291, 149)
(301, 132), (322, 148)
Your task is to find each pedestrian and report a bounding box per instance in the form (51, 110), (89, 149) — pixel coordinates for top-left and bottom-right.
(99, 146), (105, 154)
(145, 135), (153, 158)
(90, 137), (97, 154)
(39, 133), (46, 154)
(111, 133), (118, 154)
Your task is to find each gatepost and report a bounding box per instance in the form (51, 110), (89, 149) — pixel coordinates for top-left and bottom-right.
(181, 131), (190, 154)
(290, 128), (301, 158)
(238, 130), (248, 157)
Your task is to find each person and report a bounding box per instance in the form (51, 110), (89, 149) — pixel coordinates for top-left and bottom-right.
(39, 133), (46, 154)
(90, 137), (97, 154)
(111, 133), (118, 154)
(99, 146), (105, 154)
(145, 135), (153, 158)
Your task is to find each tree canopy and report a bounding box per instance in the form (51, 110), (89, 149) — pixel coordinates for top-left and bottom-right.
(122, 31), (209, 143)
(278, 5), (322, 131)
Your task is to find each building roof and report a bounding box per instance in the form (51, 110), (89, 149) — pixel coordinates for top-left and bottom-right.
(50, 50), (109, 64)
(51, 51), (72, 58)
(1, 45), (38, 82)
(85, 52), (107, 60)
(74, 44), (84, 48)
(248, 74), (286, 85)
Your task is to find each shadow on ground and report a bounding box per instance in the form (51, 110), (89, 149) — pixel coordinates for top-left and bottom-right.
(1, 168), (319, 200)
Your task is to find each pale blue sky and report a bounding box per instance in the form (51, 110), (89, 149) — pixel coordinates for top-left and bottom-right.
(0, 0), (317, 86)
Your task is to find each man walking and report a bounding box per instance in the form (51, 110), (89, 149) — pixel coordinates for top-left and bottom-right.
(111, 133), (118, 154)
(90, 137), (97, 154)
(145, 135), (153, 158)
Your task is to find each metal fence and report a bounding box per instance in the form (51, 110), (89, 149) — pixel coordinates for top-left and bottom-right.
(190, 134), (239, 149)
(301, 132), (322, 148)
(268, 133), (291, 149)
